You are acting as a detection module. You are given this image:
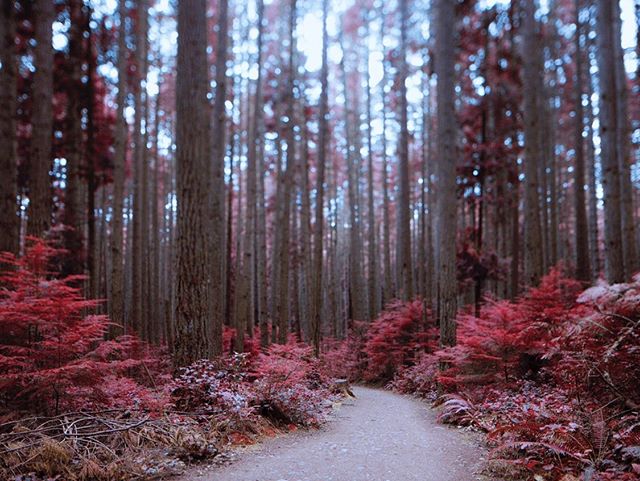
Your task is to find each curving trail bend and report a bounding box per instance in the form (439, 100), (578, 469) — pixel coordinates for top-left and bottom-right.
(185, 386), (494, 481)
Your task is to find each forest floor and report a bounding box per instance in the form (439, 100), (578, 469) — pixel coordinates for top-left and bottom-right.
(180, 386), (495, 481)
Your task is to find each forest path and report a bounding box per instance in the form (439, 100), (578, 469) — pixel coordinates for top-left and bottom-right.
(185, 386), (492, 481)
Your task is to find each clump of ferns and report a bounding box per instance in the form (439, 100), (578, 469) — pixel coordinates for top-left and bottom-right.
(488, 403), (616, 475)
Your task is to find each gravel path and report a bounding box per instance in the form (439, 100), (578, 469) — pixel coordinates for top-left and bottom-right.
(185, 386), (492, 481)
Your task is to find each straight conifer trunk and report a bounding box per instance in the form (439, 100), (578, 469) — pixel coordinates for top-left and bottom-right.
(174, 0), (214, 367)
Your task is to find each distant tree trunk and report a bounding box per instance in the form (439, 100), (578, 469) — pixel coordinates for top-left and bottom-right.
(311, 0), (329, 355)
(140, 18), (151, 340)
(151, 87), (161, 343)
(340, 31), (367, 323)
(131, 0), (148, 334)
(521, 0), (544, 286)
(110, 0), (127, 336)
(435, 0), (457, 347)
(379, 16), (393, 305)
(276, 0), (297, 344)
(62, 0), (86, 277)
(585, 37), (600, 279)
(28, 0), (54, 238)
(612, 0), (637, 277)
(365, 17), (378, 320)
(396, 0), (413, 301)
(298, 103), (312, 340)
(173, 0), (214, 367)
(595, 0), (625, 283)
(249, 0), (267, 348)
(211, 0), (229, 356)
(0, 0), (18, 255)
(85, 15), (100, 300)
(573, 0), (590, 282)
(253, 1), (268, 348)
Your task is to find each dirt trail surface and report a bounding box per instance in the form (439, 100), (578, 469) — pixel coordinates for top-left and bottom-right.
(185, 386), (492, 481)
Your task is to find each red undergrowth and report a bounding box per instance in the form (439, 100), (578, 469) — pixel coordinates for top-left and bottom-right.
(327, 268), (640, 481)
(0, 239), (338, 480)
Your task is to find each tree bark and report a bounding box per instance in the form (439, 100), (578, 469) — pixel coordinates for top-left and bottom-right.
(612, 0), (637, 277)
(522, 0), (544, 286)
(435, 0), (457, 347)
(174, 0), (214, 367)
(211, 0), (229, 356)
(365, 15), (379, 320)
(0, 0), (18, 255)
(595, 0), (625, 283)
(110, 0), (127, 336)
(311, 0), (329, 355)
(131, 0), (148, 334)
(276, 0), (297, 344)
(396, 0), (414, 301)
(62, 0), (86, 278)
(573, 0), (590, 282)
(28, 0), (54, 238)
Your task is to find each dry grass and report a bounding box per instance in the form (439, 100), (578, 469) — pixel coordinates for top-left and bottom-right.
(0, 410), (222, 481)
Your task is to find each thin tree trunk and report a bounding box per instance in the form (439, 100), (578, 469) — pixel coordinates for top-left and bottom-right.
(435, 0), (457, 347)
(28, 0), (54, 238)
(595, 0), (625, 283)
(311, 0), (329, 355)
(0, 0), (18, 255)
(111, 0), (127, 335)
(379, 15), (393, 305)
(585, 33), (600, 279)
(522, 0), (544, 286)
(396, 0), (413, 301)
(340, 31), (367, 323)
(612, 0), (637, 277)
(131, 0), (147, 334)
(211, 0), (229, 356)
(276, 0), (297, 344)
(365, 16), (378, 321)
(62, 0), (86, 277)
(573, 0), (590, 282)
(151, 85), (162, 343)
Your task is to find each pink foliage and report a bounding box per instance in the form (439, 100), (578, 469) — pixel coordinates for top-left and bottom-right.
(0, 239), (164, 415)
(362, 300), (437, 383)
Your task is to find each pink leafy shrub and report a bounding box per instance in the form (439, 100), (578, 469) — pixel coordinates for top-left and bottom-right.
(0, 239), (160, 415)
(171, 339), (336, 436)
(363, 300), (437, 383)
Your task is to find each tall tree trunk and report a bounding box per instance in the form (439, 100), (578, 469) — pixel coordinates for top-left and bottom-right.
(140, 21), (151, 340)
(573, 0), (590, 282)
(110, 0), (127, 336)
(211, 0), (229, 356)
(28, 0), (54, 238)
(151, 86), (162, 343)
(311, 0), (329, 355)
(595, 0), (625, 283)
(276, 0), (297, 344)
(435, 0), (457, 347)
(85, 15), (100, 300)
(174, 0), (214, 367)
(612, 0), (637, 277)
(365, 16), (378, 321)
(522, 0), (544, 286)
(62, 0), (86, 277)
(254, 0), (269, 348)
(340, 31), (367, 323)
(379, 15), (393, 305)
(585, 35), (600, 279)
(396, 0), (413, 301)
(131, 0), (148, 334)
(0, 0), (18, 255)
(298, 102), (312, 340)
